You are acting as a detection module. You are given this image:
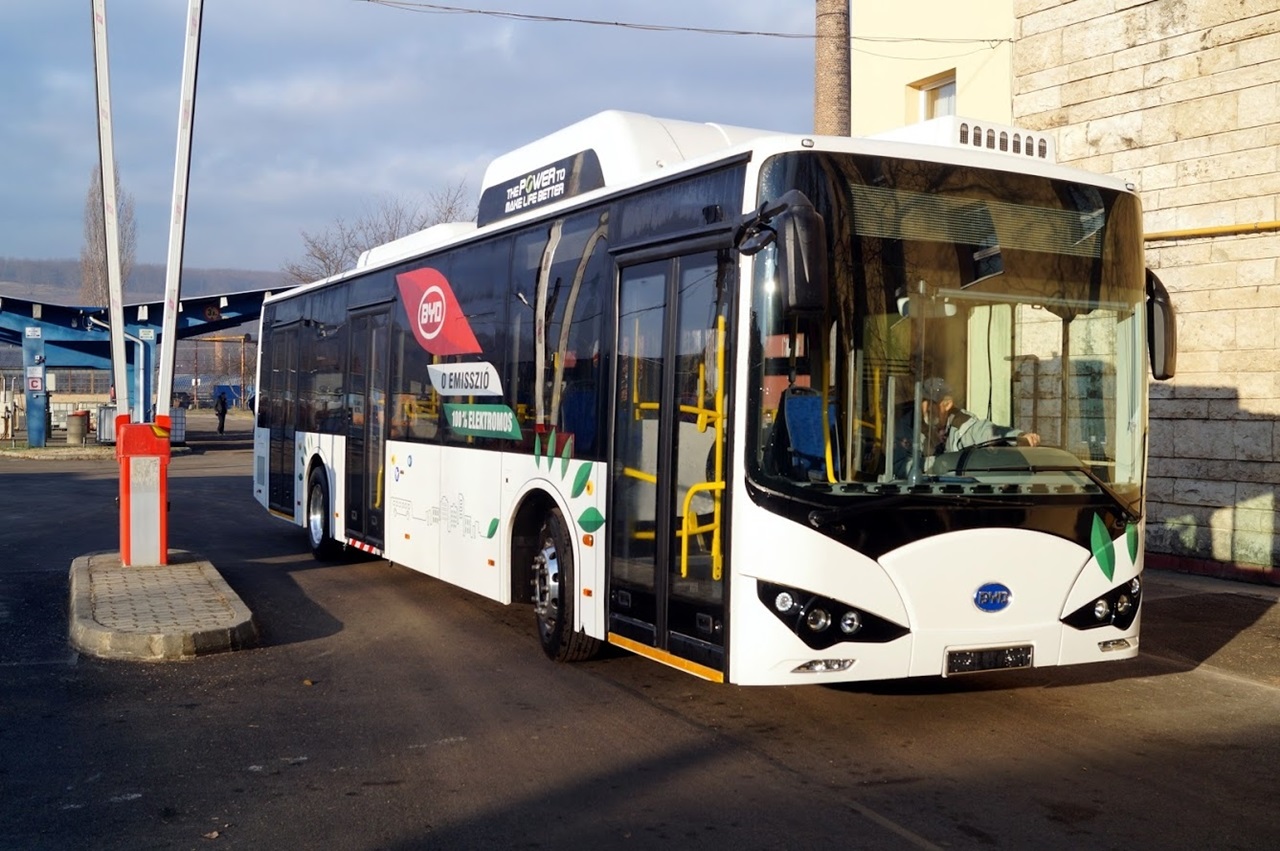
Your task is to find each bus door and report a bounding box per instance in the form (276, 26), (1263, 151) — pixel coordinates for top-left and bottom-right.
(267, 324), (298, 515)
(345, 310), (389, 548)
(610, 249), (729, 678)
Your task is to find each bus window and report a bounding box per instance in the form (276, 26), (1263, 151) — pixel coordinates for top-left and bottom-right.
(545, 210), (608, 458)
(390, 316), (440, 442)
(300, 285), (348, 434)
(429, 238), (510, 450)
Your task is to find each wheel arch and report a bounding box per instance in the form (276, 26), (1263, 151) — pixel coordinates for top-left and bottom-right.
(508, 486), (561, 607)
(304, 453), (332, 518)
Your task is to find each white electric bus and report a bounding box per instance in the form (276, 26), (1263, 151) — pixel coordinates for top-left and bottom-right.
(254, 111), (1177, 686)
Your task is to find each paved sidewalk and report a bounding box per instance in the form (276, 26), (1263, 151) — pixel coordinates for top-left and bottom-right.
(69, 549), (257, 661)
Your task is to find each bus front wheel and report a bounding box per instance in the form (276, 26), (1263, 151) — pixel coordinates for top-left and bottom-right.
(532, 507), (600, 662)
(307, 468), (342, 561)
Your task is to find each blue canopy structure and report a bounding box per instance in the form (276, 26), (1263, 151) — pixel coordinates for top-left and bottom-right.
(0, 287), (278, 445)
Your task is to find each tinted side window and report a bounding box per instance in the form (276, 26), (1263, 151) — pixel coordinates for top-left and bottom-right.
(299, 286), (348, 434)
(614, 166), (744, 247)
(438, 238), (511, 449)
(509, 228), (549, 443)
(545, 210), (609, 458)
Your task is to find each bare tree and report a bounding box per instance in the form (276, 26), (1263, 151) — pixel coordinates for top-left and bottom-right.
(79, 162), (137, 306)
(283, 179), (473, 285)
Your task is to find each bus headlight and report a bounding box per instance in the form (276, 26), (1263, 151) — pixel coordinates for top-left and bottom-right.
(1063, 576), (1143, 632)
(840, 610), (862, 635)
(805, 607), (831, 632)
(756, 581), (908, 650)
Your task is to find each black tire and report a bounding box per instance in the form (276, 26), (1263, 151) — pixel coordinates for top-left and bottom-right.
(306, 468), (342, 561)
(532, 507), (601, 662)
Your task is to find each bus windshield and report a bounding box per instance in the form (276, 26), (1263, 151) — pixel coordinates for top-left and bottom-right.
(748, 151), (1147, 517)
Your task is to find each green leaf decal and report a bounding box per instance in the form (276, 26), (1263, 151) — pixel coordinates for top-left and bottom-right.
(1091, 513), (1115, 582)
(533, 432), (543, 467)
(560, 435), (574, 479)
(486, 518), (499, 539)
(571, 462), (591, 498)
(577, 507), (606, 533)
(1126, 523), (1139, 563)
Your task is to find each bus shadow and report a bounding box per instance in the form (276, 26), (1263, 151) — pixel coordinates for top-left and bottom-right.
(1135, 580), (1280, 687)
(204, 535), (393, 647)
(218, 556), (347, 648)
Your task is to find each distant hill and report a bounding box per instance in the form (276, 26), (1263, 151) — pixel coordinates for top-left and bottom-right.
(0, 257), (290, 305)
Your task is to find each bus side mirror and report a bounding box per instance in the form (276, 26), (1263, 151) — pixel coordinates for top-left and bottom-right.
(1146, 269), (1177, 380)
(737, 190), (828, 314)
(774, 192), (828, 314)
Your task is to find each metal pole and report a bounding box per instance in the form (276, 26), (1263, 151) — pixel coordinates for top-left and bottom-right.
(90, 0), (131, 422)
(156, 0), (204, 423)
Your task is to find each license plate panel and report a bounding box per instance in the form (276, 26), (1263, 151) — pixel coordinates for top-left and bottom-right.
(945, 644), (1033, 676)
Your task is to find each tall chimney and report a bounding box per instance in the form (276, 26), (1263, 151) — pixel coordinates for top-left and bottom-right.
(814, 0), (851, 136)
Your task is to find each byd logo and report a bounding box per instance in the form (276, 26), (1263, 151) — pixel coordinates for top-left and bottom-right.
(973, 582), (1013, 613)
(418, 286), (447, 340)
(396, 267), (481, 356)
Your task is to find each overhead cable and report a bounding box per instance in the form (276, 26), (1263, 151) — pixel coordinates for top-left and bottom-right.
(364, 0), (1012, 47)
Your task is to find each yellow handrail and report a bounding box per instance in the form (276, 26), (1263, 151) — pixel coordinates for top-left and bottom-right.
(679, 480), (724, 578)
(623, 466), (657, 485)
(677, 316), (726, 580)
(625, 314), (726, 583)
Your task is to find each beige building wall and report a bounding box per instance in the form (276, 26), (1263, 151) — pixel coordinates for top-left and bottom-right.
(850, 0), (1015, 134)
(1013, 0), (1280, 584)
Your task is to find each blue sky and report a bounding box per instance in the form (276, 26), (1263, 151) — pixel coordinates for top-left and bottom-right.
(0, 1), (815, 274)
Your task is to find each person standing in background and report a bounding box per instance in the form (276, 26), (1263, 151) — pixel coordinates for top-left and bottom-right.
(215, 392), (228, 434)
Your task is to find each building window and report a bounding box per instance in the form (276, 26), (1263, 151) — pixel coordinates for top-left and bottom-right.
(912, 72), (956, 121)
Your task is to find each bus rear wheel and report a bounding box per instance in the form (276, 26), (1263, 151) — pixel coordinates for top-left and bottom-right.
(307, 468), (342, 561)
(532, 507), (600, 662)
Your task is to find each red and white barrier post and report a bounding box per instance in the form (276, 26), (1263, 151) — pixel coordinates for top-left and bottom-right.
(116, 417), (171, 566)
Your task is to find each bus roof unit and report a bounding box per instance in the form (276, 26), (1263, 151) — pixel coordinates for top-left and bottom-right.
(476, 110), (771, 227)
(356, 221), (478, 270)
(871, 115), (1057, 163)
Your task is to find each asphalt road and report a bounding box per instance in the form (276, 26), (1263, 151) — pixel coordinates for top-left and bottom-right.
(2, 411), (1279, 849)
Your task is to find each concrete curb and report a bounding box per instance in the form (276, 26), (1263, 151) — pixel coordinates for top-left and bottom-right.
(69, 550), (258, 662)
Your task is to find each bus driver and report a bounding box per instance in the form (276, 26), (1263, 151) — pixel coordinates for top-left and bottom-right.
(894, 377), (1041, 476)
(921, 377), (1040, 453)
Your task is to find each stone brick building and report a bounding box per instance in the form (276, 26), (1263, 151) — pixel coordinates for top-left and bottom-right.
(1013, 0), (1280, 584)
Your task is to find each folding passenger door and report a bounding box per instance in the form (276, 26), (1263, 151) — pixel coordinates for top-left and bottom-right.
(345, 310), (389, 548)
(609, 248), (730, 679)
(267, 324), (298, 515)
